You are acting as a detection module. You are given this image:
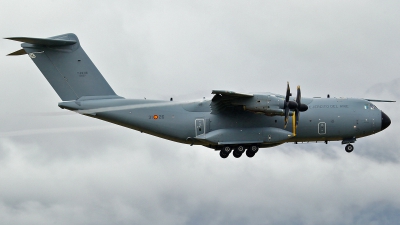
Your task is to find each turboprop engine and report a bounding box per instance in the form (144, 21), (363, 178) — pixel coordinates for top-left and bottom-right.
(231, 83), (308, 127)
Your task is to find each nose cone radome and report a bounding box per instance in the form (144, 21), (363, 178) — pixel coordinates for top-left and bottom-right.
(381, 111), (391, 131)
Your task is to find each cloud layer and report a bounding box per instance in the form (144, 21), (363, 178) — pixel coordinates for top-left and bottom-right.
(1, 1), (399, 224)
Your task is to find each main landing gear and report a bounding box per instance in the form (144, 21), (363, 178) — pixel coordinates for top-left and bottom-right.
(219, 145), (259, 158)
(219, 146), (232, 158)
(245, 146), (259, 158)
(345, 144), (354, 153)
(233, 145), (245, 158)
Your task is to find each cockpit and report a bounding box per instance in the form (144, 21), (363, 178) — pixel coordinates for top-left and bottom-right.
(364, 103), (378, 110)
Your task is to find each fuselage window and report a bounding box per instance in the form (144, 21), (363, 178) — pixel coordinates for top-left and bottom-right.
(365, 104), (377, 110)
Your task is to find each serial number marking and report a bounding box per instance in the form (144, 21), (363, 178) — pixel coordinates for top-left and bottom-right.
(77, 71), (88, 77)
(311, 105), (348, 108)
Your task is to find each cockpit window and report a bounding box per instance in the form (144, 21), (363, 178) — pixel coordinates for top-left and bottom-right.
(364, 104), (378, 110)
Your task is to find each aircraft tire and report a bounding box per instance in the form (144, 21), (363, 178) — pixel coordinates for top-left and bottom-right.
(345, 144), (354, 153)
(220, 151), (228, 158)
(246, 150), (255, 158)
(233, 150), (243, 158)
(219, 146), (232, 158)
(222, 146), (232, 154)
(250, 145), (259, 152)
(246, 145), (258, 158)
(237, 145), (245, 152)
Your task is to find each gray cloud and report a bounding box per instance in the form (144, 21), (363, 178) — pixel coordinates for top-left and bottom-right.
(366, 78), (400, 100)
(1, 0), (400, 224)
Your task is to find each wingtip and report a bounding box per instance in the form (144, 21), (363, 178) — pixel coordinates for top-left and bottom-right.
(6, 49), (27, 56)
(364, 99), (396, 103)
(4, 37), (21, 41)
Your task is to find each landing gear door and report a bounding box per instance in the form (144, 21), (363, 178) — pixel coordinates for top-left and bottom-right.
(195, 119), (205, 136)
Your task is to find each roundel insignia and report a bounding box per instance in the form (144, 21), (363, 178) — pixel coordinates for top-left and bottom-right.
(29, 53), (36, 59)
(153, 115), (159, 120)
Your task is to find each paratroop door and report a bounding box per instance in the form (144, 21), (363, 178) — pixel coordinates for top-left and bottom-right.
(195, 119), (205, 136)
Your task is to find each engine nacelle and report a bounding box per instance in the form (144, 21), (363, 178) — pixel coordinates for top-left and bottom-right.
(231, 94), (291, 116)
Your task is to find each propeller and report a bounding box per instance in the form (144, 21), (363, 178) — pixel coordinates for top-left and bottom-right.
(283, 82), (297, 128)
(283, 82), (308, 128)
(294, 85), (308, 127)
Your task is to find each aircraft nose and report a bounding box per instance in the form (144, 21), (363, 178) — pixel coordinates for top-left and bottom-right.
(381, 111), (391, 131)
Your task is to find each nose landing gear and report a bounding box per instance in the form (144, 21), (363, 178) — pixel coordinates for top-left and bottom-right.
(345, 144), (354, 153)
(342, 138), (356, 153)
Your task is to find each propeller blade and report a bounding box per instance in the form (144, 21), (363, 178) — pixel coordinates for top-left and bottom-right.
(294, 85), (306, 127)
(283, 82), (291, 128)
(296, 85), (301, 105)
(284, 107), (289, 128)
(297, 85), (308, 112)
(286, 82), (291, 102)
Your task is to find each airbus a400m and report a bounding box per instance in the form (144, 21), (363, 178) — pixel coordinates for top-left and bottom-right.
(6, 33), (394, 158)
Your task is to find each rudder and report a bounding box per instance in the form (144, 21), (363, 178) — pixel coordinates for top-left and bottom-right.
(6, 33), (118, 101)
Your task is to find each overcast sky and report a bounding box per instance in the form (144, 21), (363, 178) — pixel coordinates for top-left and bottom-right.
(0, 1), (399, 224)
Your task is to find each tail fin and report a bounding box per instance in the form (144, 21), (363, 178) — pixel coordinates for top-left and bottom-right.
(6, 33), (119, 101)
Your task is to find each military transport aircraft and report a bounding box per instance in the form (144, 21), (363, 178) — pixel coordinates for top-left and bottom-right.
(6, 33), (394, 158)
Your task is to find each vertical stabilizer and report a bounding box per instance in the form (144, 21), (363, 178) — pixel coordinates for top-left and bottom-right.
(6, 33), (118, 101)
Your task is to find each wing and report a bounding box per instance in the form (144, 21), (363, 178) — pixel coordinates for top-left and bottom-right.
(210, 90), (253, 114)
(364, 99), (396, 102)
(211, 90), (254, 98)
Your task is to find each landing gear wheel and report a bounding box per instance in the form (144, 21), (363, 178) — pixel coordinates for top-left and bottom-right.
(222, 146), (232, 154)
(233, 151), (242, 158)
(220, 151), (228, 158)
(237, 145), (245, 152)
(233, 145), (245, 158)
(220, 146), (232, 158)
(246, 150), (255, 158)
(250, 146), (259, 152)
(345, 144), (354, 153)
(246, 145), (259, 158)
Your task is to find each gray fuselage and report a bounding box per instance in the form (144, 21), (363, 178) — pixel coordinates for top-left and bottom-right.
(58, 95), (387, 150)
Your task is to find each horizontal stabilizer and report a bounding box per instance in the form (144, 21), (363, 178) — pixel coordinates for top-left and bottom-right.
(4, 37), (77, 46)
(7, 49), (27, 56)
